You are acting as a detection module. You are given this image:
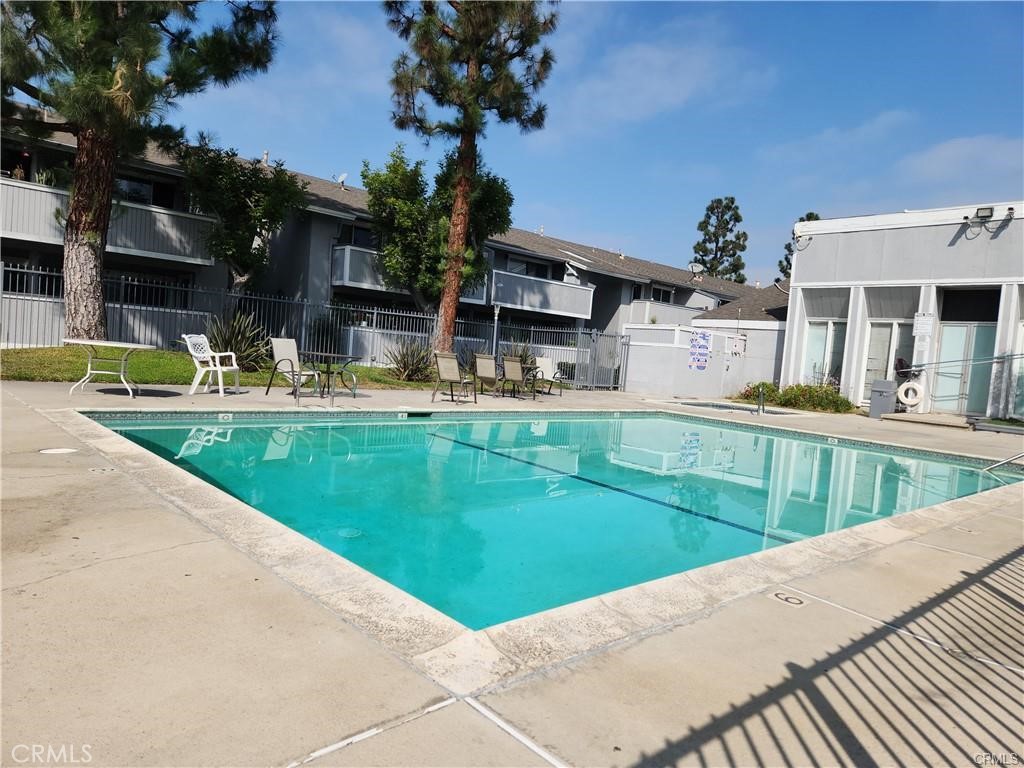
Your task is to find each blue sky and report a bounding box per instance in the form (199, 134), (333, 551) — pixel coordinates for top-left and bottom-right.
(174, 1), (1024, 286)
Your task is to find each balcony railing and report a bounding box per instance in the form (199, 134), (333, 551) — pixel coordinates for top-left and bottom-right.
(331, 245), (399, 291)
(1, 178), (214, 264)
(491, 269), (594, 319)
(628, 299), (705, 326)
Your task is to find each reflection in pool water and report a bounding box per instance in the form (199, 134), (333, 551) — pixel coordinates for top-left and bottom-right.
(105, 414), (1019, 629)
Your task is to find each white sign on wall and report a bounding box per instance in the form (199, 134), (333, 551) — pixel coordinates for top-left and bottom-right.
(913, 312), (935, 337)
(688, 330), (712, 371)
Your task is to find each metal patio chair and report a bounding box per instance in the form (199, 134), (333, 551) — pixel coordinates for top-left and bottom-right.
(432, 351), (477, 404)
(501, 358), (536, 400)
(266, 338), (320, 405)
(474, 353), (502, 396)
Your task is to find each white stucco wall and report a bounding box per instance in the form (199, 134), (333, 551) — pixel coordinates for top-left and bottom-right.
(782, 202), (1024, 417)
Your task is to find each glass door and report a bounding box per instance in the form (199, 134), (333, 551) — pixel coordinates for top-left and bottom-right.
(965, 324), (997, 414)
(933, 323), (997, 415)
(862, 324), (893, 401)
(933, 325), (968, 413)
(802, 324), (827, 384)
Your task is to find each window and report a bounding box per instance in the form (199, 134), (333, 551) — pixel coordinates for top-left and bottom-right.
(652, 285), (673, 304)
(115, 177), (154, 205)
(507, 256), (550, 279)
(631, 284), (643, 301)
(802, 320), (846, 386)
(339, 224), (378, 250)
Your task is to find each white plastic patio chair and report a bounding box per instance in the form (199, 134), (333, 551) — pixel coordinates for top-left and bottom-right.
(182, 333), (240, 397)
(266, 338), (319, 404)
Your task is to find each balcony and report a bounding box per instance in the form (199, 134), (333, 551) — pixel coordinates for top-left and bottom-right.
(331, 246), (489, 304)
(628, 299), (705, 326)
(491, 269), (594, 320)
(1, 178), (214, 264)
(331, 245), (398, 291)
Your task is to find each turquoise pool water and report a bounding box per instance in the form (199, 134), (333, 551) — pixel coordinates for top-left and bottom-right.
(98, 412), (1021, 629)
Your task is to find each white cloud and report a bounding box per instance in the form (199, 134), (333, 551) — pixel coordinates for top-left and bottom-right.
(897, 135), (1024, 192)
(533, 14), (775, 144)
(760, 110), (915, 167)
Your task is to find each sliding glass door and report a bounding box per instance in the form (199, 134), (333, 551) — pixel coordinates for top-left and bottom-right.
(860, 322), (914, 401)
(933, 323), (997, 415)
(802, 321), (846, 386)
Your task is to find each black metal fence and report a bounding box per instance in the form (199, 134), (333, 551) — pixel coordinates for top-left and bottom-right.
(0, 262), (630, 389)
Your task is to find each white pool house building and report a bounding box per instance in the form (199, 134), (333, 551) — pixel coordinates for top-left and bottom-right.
(779, 201), (1024, 418)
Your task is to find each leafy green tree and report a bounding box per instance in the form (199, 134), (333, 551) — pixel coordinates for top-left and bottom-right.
(1, 1), (278, 339)
(384, 0), (557, 350)
(361, 143), (512, 312)
(692, 196), (748, 283)
(778, 211), (820, 280)
(174, 137), (308, 291)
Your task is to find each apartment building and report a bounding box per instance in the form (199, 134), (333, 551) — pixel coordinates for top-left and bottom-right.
(1, 128), (756, 334)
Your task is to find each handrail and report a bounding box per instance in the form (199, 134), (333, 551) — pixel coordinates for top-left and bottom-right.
(982, 451), (1024, 472)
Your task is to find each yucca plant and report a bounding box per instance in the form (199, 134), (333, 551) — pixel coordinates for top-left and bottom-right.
(505, 342), (536, 367)
(207, 312), (269, 372)
(386, 338), (434, 382)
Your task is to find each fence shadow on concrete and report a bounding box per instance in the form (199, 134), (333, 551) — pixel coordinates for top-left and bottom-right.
(632, 545), (1024, 768)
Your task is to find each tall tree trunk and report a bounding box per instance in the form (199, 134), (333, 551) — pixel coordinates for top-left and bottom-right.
(434, 130), (477, 352)
(63, 128), (116, 340)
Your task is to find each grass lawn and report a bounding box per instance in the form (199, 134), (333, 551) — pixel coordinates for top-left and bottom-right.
(0, 346), (435, 390)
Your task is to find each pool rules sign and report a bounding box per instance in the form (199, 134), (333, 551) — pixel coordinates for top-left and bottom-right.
(688, 330), (713, 371)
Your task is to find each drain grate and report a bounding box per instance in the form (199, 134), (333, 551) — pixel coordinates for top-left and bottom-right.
(39, 448), (78, 455)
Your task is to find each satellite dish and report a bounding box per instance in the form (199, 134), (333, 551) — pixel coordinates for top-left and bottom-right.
(687, 262), (705, 274)
(334, 172), (348, 186)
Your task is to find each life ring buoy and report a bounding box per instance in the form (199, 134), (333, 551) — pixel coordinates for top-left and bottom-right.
(897, 380), (924, 407)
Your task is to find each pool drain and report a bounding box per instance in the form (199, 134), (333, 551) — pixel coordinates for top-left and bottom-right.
(337, 527), (363, 539)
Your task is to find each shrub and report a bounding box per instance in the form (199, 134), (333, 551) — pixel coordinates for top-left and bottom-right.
(775, 384), (855, 412)
(505, 342), (536, 367)
(739, 381), (780, 401)
(207, 312), (269, 371)
(386, 338), (433, 381)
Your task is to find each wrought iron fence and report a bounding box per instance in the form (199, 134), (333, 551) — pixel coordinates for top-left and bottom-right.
(0, 262), (629, 389)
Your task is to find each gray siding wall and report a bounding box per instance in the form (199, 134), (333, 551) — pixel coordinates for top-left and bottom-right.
(587, 272), (630, 333)
(793, 219), (1024, 285)
(261, 211), (340, 304)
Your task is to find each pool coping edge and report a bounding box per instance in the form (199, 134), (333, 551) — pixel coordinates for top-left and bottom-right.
(39, 406), (1024, 696)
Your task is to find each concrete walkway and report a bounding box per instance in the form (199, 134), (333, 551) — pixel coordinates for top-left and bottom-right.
(2, 380), (1022, 766)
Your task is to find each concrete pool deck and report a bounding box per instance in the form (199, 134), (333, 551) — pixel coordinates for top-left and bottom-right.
(2, 379), (1022, 766)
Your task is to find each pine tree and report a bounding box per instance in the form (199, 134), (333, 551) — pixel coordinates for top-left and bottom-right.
(1, 1), (279, 339)
(778, 211), (820, 280)
(692, 197), (748, 283)
(384, 0), (557, 351)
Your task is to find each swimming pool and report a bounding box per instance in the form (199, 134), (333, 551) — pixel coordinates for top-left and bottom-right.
(96, 411), (1021, 629)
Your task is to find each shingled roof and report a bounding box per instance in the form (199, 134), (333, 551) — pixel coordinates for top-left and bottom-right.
(5, 125), (758, 299)
(695, 280), (790, 322)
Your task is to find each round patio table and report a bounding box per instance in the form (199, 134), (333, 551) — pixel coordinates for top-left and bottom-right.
(301, 351), (361, 406)
(64, 338), (156, 399)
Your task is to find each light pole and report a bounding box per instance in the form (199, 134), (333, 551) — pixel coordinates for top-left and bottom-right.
(491, 303), (501, 356)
